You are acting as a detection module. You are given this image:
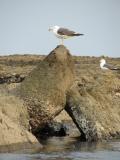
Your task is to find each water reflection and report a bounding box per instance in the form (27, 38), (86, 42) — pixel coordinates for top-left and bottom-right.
(39, 136), (111, 152)
(0, 137), (120, 160)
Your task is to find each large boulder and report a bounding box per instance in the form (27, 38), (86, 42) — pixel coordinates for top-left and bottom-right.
(19, 45), (75, 132)
(65, 63), (120, 141)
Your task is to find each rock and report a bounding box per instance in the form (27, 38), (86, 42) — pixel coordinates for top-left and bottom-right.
(35, 121), (68, 138)
(54, 110), (80, 137)
(0, 49), (119, 144)
(0, 112), (38, 146)
(0, 45), (75, 148)
(65, 68), (120, 141)
(0, 73), (25, 84)
(18, 45), (75, 132)
(65, 85), (100, 141)
(0, 88), (41, 148)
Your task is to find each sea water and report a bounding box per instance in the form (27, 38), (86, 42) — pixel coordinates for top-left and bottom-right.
(0, 137), (120, 160)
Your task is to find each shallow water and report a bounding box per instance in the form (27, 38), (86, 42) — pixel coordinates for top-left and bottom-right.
(0, 137), (120, 160)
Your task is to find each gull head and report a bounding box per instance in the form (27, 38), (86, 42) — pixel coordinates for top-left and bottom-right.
(100, 59), (106, 64)
(48, 25), (60, 32)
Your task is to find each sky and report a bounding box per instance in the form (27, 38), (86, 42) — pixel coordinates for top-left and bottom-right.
(0, 0), (120, 57)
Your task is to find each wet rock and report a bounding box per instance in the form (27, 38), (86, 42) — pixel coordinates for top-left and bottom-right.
(35, 121), (68, 138)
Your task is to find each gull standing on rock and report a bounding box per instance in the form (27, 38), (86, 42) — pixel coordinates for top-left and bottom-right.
(49, 25), (84, 45)
(100, 59), (120, 70)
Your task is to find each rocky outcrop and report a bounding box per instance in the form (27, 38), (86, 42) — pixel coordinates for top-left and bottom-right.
(18, 45), (75, 133)
(65, 68), (120, 141)
(0, 45), (74, 149)
(0, 46), (120, 147)
(17, 46), (120, 141)
(0, 86), (40, 147)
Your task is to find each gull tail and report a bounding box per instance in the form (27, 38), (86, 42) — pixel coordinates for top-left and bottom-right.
(111, 68), (120, 70)
(73, 33), (84, 36)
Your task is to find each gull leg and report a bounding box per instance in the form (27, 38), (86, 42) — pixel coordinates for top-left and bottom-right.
(59, 39), (61, 45)
(61, 38), (64, 45)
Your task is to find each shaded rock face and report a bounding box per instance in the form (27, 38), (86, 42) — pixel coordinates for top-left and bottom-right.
(35, 121), (68, 138)
(19, 45), (75, 132)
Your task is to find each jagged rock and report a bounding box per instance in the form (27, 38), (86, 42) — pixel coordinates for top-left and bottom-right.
(18, 45), (75, 132)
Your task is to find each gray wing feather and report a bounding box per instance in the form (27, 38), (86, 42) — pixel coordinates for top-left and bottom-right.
(57, 28), (75, 36)
(104, 63), (120, 70)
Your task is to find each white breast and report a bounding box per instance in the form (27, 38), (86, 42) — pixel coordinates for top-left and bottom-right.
(100, 62), (108, 70)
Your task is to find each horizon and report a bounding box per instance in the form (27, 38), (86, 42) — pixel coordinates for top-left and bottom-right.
(0, 0), (120, 57)
(0, 50), (119, 58)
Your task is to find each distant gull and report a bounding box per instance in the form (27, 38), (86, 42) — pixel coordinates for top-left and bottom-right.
(100, 59), (120, 70)
(49, 25), (84, 44)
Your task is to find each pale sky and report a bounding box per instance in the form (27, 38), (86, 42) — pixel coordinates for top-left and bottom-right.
(0, 0), (120, 57)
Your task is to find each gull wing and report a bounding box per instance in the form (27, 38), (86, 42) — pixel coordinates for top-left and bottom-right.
(57, 28), (75, 36)
(104, 63), (120, 70)
(57, 28), (84, 36)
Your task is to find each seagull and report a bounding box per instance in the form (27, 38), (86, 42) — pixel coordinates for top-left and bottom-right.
(48, 25), (84, 45)
(100, 59), (120, 70)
